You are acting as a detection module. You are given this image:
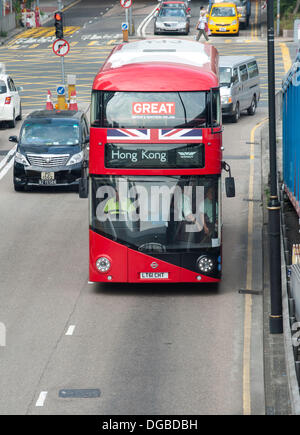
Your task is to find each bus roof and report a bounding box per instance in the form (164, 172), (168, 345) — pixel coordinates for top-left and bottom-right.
(93, 39), (219, 92)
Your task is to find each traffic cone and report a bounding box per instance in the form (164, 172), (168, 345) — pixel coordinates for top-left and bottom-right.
(45, 90), (54, 110)
(69, 90), (78, 111)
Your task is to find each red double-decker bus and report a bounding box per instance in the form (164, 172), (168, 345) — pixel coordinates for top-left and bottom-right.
(82, 39), (235, 284)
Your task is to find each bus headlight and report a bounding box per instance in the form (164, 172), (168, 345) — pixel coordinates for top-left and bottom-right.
(197, 255), (214, 273)
(96, 256), (111, 273)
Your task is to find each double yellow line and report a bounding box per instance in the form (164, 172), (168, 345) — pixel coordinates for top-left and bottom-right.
(251, 0), (259, 41)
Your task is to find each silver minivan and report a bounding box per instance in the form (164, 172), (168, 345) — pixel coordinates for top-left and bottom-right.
(219, 56), (260, 123)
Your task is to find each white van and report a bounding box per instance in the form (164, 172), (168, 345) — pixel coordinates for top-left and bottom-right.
(219, 56), (260, 123)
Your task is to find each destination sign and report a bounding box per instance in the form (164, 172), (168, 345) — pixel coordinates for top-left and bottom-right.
(105, 143), (205, 169)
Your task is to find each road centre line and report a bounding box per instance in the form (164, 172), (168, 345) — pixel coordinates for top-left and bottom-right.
(65, 325), (76, 336)
(137, 6), (158, 38)
(243, 117), (268, 415)
(35, 391), (48, 407)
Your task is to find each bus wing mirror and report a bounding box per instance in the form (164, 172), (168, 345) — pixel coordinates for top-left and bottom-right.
(225, 177), (235, 198)
(222, 161), (235, 198)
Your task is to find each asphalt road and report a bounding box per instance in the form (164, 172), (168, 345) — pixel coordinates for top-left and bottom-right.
(0, 0), (292, 415)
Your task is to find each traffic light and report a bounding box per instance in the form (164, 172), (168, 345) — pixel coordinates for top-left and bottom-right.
(54, 11), (63, 39)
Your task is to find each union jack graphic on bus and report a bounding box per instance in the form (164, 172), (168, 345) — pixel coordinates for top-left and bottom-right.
(107, 128), (203, 143)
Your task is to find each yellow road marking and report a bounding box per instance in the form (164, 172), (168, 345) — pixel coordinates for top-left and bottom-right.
(243, 117), (268, 415)
(62, 0), (82, 12)
(280, 43), (292, 74)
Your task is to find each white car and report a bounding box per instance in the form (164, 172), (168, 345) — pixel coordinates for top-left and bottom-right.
(0, 74), (22, 128)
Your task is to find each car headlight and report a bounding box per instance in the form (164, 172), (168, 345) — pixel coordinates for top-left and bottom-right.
(155, 22), (163, 28)
(67, 151), (83, 166)
(96, 256), (111, 273)
(209, 19), (215, 25)
(178, 22), (186, 28)
(231, 20), (237, 25)
(197, 255), (214, 273)
(15, 152), (29, 166)
(221, 96), (232, 104)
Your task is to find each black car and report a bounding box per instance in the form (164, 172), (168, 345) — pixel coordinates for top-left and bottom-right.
(11, 110), (89, 191)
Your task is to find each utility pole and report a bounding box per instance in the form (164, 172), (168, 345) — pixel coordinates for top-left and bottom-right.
(57, 0), (64, 84)
(267, 0), (283, 334)
(277, 0), (280, 37)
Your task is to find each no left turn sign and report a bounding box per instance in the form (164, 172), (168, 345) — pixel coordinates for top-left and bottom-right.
(120, 0), (132, 8)
(52, 38), (70, 57)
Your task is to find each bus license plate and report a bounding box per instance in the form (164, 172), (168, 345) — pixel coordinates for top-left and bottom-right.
(39, 172), (56, 185)
(140, 272), (169, 279)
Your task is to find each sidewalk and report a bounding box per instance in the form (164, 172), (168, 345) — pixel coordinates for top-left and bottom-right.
(0, 0), (79, 46)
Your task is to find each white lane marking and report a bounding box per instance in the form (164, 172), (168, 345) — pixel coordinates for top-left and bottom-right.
(137, 6), (158, 38)
(0, 145), (17, 171)
(65, 325), (76, 336)
(36, 391), (48, 407)
(0, 145), (17, 181)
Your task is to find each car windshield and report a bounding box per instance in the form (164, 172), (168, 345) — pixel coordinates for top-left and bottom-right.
(211, 7), (236, 17)
(0, 80), (7, 94)
(20, 119), (80, 145)
(159, 7), (186, 17)
(162, 3), (186, 8)
(219, 67), (232, 87)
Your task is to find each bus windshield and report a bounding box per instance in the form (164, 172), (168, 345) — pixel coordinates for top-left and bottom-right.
(91, 91), (212, 128)
(90, 175), (220, 251)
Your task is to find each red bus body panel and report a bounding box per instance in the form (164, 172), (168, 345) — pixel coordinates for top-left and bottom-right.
(90, 231), (219, 284)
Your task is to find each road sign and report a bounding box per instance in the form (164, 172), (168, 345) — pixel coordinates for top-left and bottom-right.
(120, 0), (132, 8)
(56, 85), (65, 95)
(122, 22), (128, 31)
(52, 38), (70, 57)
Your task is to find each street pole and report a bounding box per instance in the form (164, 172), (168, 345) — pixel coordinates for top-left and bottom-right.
(277, 0), (280, 37)
(58, 0), (65, 84)
(267, 0), (283, 333)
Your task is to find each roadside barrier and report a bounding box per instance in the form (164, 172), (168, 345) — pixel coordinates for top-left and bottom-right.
(69, 90), (78, 111)
(45, 90), (54, 110)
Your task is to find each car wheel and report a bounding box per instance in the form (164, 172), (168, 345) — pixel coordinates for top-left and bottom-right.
(8, 110), (16, 128)
(14, 182), (25, 192)
(231, 102), (240, 123)
(16, 104), (22, 121)
(247, 96), (257, 116)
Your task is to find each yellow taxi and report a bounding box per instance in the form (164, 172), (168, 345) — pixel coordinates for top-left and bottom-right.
(207, 2), (241, 36)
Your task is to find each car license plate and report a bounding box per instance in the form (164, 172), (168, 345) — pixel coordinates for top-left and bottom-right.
(140, 272), (169, 279)
(39, 172), (56, 185)
(219, 27), (227, 32)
